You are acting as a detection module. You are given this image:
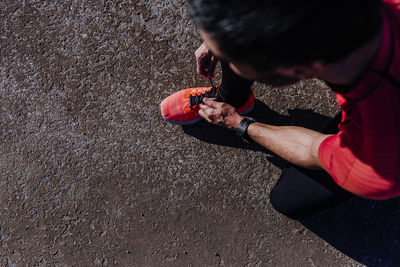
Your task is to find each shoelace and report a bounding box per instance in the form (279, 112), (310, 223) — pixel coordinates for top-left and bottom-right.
(189, 85), (219, 110)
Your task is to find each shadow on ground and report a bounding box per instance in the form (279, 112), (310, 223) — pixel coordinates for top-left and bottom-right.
(303, 197), (400, 266)
(184, 99), (400, 266)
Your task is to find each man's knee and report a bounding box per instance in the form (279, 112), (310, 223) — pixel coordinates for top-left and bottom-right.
(270, 184), (310, 220)
(269, 167), (340, 220)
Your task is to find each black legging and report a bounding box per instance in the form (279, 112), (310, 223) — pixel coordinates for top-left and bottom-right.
(219, 62), (354, 220)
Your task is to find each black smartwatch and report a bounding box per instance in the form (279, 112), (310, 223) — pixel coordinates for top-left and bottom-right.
(236, 117), (256, 143)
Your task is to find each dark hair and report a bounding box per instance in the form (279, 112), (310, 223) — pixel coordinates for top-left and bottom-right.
(187, 0), (382, 71)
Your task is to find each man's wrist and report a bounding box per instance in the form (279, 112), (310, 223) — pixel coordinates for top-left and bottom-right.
(236, 117), (256, 143)
(233, 115), (245, 129)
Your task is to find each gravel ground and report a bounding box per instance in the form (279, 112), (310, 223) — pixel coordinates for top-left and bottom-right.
(1, 0), (399, 266)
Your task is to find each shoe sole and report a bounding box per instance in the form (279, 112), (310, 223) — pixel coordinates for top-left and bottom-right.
(162, 117), (203, 125)
(161, 103), (254, 126)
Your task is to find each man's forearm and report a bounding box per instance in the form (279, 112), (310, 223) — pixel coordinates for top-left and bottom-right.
(247, 122), (331, 169)
(198, 98), (331, 169)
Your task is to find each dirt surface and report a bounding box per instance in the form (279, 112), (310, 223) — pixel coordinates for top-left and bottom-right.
(1, 0), (399, 266)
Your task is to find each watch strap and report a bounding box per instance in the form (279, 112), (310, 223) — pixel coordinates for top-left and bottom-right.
(236, 117), (256, 143)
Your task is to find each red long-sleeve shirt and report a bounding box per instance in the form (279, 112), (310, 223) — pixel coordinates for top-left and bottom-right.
(318, 0), (400, 200)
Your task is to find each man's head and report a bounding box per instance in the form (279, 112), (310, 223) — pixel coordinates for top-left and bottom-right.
(188, 0), (382, 85)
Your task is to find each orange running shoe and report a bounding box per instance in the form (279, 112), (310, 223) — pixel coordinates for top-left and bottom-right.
(160, 85), (255, 125)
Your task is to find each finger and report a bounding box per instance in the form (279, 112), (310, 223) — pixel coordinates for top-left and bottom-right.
(207, 56), (218, 78)
(203, 106), (223, 123)
(198, 109), (213, 123)
(196, 55), (205, 76)
(200, 103), (213, 115)
(198, 55), (215, 78)
(203, 98), (220, 108)
(205, 106), (216, 117)
(202, 62), (212, 78)
(202, 97), (217, 104)
(199, 104), (217, 120)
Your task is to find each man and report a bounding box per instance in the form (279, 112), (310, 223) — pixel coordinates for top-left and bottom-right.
(160, 0), (400, 219)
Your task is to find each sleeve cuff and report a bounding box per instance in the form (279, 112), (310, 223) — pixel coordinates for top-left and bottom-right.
(318, 134), (338, 173)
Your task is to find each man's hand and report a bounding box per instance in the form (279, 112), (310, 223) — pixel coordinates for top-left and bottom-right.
(199, 98), (244, 130)
(195, 42), (218, 79)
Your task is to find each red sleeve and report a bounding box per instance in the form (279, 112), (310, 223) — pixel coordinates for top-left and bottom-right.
(318, 134), (337, 173)
(318, 134), (396, 200)
(383, 0), (400, 8)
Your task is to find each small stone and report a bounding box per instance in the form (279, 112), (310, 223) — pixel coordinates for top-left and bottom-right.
(9, 252), (21, 262)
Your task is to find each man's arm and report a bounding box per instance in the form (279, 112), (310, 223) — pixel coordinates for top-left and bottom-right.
(247, 123), (330, 169)
(199, 98), (331, 169)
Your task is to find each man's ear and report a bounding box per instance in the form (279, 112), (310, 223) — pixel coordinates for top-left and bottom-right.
(276, 62), (323, 80)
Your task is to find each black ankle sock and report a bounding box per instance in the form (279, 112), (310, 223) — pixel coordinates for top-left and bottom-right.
(218, 61), (253, 108)
(217, 84), (252, 108)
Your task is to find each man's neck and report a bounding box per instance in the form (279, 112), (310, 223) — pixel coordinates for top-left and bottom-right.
(320, 29), (384, 86)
